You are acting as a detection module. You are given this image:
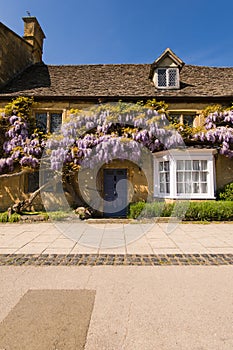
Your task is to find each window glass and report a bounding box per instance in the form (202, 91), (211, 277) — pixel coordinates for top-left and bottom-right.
(201, 183), (207, 193)
(185, 160), (192, 170)
(177, 160), (184, 170)
(159, 161), (170, 194)
(177, 160), (208, 194)
(28, 172), (39, 193)
(193, 161), (200, 170)
(157, 69), (167, 87)
(51, 113), (62, 133)
(168, 68), (177, 87)
(169, 114), (180, 124)
(36, 113), (47, 133)
(183, 115), (194, 126)
(200, 160), (207, 170)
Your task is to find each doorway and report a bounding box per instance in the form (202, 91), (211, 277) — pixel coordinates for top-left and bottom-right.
(103, 169), (128, 217)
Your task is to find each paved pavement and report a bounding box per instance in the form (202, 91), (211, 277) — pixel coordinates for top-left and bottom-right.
(0, 221), (232, 255)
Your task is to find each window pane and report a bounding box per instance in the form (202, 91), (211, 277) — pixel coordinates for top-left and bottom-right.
(158, 69), (167, 87)
(185, 160), (192, 170)
(183, 115), (194, 126)
(160, 173), (165, 182)
(51, 113), (62, 133)
(192, 172), (199, 181)
(28, 172), (39, 193)
(200, 172), (207, 182)
(177, 160), (184, 170)
(36, 113), (47, 133)
(169, 114), (180, 124)
(160, 183), (165, 193)
(177, 183), (184, 193)
(166, 183), (170, 193)
(184, 172), (192, 181)
(168, 69), (178, 87)
(165, 172), (170, 182)
(177, 172), (183, 182)
(193, 183), (200, 193)
(201, 183), (208, 193)
(164, 161), (169, 171)
(185, 183), (192, 193)
(200, 160), (207, 170)
(159, 162), (163, 171)
(193, 160), (200, 170)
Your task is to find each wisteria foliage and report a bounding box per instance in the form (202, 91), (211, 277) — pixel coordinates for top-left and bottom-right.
(195, 110), (233, 158)
(1, 102), (233, 175)
(0, 113), (45, 173)
(46, 106), (184, 171)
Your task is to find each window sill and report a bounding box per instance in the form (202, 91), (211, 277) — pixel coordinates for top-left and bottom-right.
(154, 194), (216, 200)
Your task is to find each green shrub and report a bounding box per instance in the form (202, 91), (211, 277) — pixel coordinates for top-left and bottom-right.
(0, 212), (8, 222)
(128, 201), (146, 219)
(128, 201), (233, 221)
(184, 201), (233, 221)
(218, 182), (233, 201)
(8, 213), (21, 223)
(128, 201), (173, 219)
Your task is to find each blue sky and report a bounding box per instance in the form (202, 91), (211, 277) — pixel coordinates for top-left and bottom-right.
(0, 0), (233, 66)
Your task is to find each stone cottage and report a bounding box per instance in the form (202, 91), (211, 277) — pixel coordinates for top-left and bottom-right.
(0, 17), (232, 216)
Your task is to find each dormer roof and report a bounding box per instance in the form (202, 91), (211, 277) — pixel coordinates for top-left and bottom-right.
(149, 48), (184, 79)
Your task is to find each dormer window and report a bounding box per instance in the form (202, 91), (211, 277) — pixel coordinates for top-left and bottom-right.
(150, 48), (184, 90)
(156, 67), (179, 89)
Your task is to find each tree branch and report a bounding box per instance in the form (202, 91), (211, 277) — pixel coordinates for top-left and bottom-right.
(0, 169), (29, 178)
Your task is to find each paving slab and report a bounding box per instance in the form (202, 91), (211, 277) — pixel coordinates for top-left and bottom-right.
(0, 222), (232, 254)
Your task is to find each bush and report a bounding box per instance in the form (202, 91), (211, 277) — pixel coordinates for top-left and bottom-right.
(128, 201), (233, 221)
(128, 201), (146, 219)
(0, 212), (8, 222)
(218, 182), (233, 201)
(128, 201), (174, 219)
(0, 212), (21, 222)
(184, 201), (233, 221)
(8, 213), (21, 222)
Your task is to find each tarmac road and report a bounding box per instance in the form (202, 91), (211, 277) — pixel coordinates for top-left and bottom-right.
(0, 265), (232, 350)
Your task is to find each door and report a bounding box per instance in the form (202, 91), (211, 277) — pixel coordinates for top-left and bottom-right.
(103, 169), (128, 217)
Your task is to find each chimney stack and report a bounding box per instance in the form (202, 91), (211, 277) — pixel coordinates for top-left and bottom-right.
(22, 17), (46, 63)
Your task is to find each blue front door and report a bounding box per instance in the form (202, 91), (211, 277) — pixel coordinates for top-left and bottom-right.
(103, 169), (128, 217)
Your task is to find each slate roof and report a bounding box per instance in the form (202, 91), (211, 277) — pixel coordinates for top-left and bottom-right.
(1, 62), (233, 99)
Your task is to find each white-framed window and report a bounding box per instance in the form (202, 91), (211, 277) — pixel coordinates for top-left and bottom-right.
(159, 161), (170, 194)
(35, 111), (63, 133)
(156, 67), (179, 89)
(154, 149), (217, 199)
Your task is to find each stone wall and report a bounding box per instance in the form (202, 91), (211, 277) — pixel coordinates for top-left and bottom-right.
(0, 23), (34, 88)
(76, 159), (153, 215)
(0, 172), (27, 210)
(215, 154), (233, 190)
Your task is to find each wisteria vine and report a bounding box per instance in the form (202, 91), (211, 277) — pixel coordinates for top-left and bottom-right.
(195, 109), (233, 157)
(0, 113), (45, 173)
(45, 105), (184, 171)
(0, 101), (233, 175)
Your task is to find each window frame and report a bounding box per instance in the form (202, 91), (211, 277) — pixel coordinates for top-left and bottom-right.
(168, 110), (198, 127)
(154, 149), (217, 199)
(34, 109), (65, 133)
(155, 67), (180, 89)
